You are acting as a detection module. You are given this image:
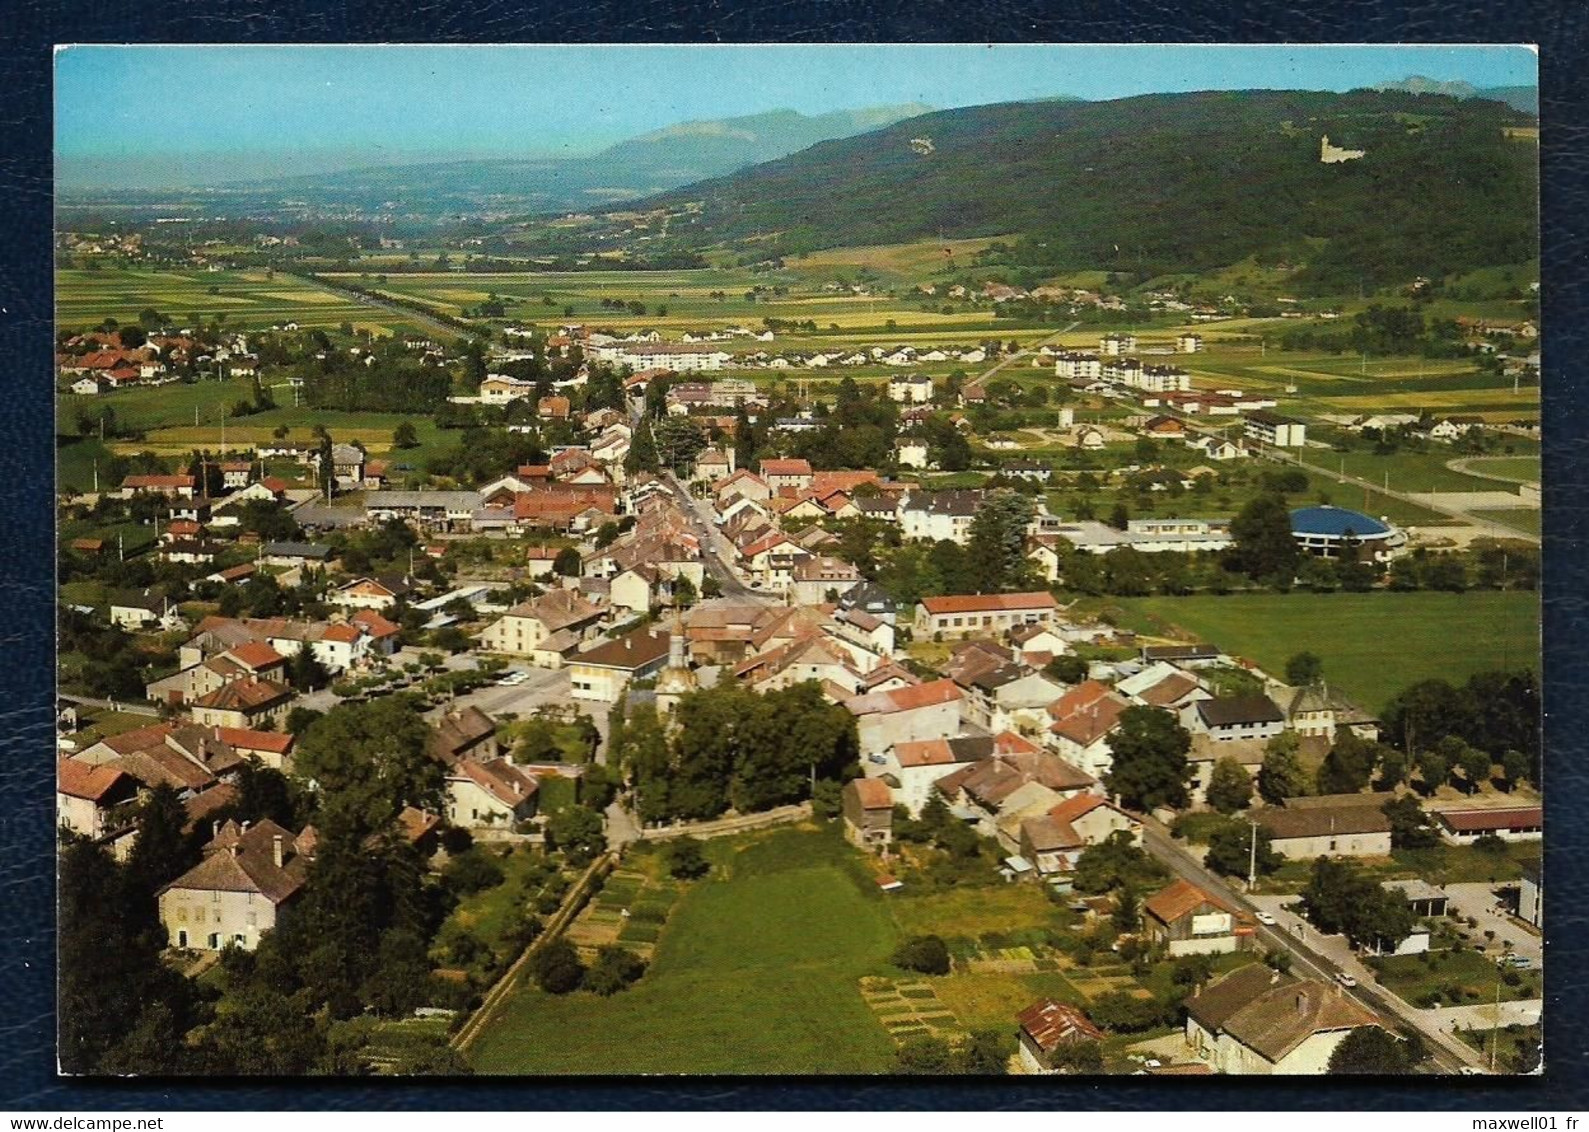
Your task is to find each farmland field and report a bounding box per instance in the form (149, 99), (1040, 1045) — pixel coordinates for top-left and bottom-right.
(55, 267), (436, 337)
(1114, 591), (1540, 713)
(466, 826), (899, 1074)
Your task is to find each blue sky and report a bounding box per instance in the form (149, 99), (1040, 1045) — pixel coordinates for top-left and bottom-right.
(55, 44), (1537, 186)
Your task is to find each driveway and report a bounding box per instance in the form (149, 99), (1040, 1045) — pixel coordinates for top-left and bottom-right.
(1443, 882), (1542, 965)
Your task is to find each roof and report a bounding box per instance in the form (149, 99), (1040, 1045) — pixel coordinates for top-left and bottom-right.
(191, 677), (293, 712)
(431, 706), (497, 760)
(919, 592), (1058, 616)
(214, 726), (295, 755)
(1289, 506), (1392, 538)
(161, 819), (313, 905)
(1017, 999), (1105, 1051)
(759, 458), (813, 477)
(502, 588), (603, 632)
(57, 757), (131, 802)
(453, 758), (540, 809)
(1143, 878), (1234, 926)
(573, 628), (671, 672)
(1211, 973), (1380, 1063)
(847, 778), (894, 810)
(1139, 673), (1200, 707)
(846, 679), (962, 717)
(1196, 695), (1284, 728)
(1436, 806), (1543, 833)
(1253, 795), (1395, 841)
(1050, 693), (1129, 747)
(227, 641), (284, 670)
(893, 736), (994, 768)
(261, 541), (334, 560)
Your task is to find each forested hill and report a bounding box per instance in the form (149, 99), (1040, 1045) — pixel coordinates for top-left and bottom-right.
(649, 89), (1538, 292)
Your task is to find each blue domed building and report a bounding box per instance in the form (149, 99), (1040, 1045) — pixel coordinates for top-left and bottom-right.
(1289, 505), (1406, 560)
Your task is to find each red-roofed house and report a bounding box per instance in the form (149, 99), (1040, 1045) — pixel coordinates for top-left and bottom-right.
(842, 777), (894, 851)
(1047, 685), (1132, 778)
(846, 679), (964, 756)
(914, 592), (1059, 638)
(57, 757), (138, 838)
(1018, 794), (1142, 877)
(758, 458), (814, 493)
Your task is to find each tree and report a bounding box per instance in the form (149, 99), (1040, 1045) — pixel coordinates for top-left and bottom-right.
(1044, 655), (1089, 684)
(1103, 706), (1192, 812)
(287, 645), (331, 692)
(292, 697), (442, 842)
(1458, 745), (1494, 793)
(528, 938), (585, 994)
(965, 489), (1035, 592)
(1206, 756), (1254, 813)
(1228, 494), (1301, 583)
(952, 1029), (1013, 1075)
(1072, 830), (1169, 895)
(894, 1035), (955, 1075)
(392, 421), (419, 449)
(552, 547), (581, 577)
(1049, 1039), (1104, 1074)
(1285, 651), (1323, 687)
(1382, 795), (1438, 849)
(1501, 748), (1531, 792)
(1415, 745), (1452, 795)
(1301, 858), (1417, 951)
(1112, 887), (1139, 932)
(125, 782), (200, 902)
(545, 805), (606, 865)
(892, 935), (951, 975)
(583, 945), (647, 996)
(1205, 821), (1279, 878)
(1327, 1027), (1414, 1074)
(662, 837), (710, 880)
(1315, 729), (1378, 795)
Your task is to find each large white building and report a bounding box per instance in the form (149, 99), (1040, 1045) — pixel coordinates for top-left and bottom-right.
(591, 342), (731, 372)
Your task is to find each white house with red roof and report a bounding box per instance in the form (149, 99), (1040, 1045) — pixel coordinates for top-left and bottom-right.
(445, 758), (540, 831)
(914, 592), (1059, 639)
(845, 679), (964, 757)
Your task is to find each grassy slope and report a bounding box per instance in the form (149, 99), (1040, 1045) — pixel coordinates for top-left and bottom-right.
(467, 826), (898, 1074)
(1114, 591), (1539, 714)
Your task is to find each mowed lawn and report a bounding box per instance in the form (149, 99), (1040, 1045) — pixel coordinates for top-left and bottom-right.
(1115, 591), (1540, 714)
(467, 826), (899, 1074)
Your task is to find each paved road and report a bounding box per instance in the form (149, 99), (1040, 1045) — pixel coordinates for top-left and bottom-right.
(972, 321), (1081, 384)
(1141, 823), (1482, 1073)
(58, 693), (160, 717)
(661, 471), (772, 602)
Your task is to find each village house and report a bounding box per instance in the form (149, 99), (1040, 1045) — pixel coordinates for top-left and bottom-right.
(845, 679), (964, 757)
(1184, 966), (1379, 1075)
(1253, 793), (1396, 860)
(158, 819), (316, 952)
(1016, 794), (1140, 879)
(841, 777), (895, 852)
(327, 575), (412, 612)
(187, 676), (295, 731)
(1046, 680), (1132, 778)
(57, 756), (139, 839)
(915, 591), (1059, 639)
(759, 458), (814, 494)
(899, 489), (982, 544)
(1185, 695), (1286, 744)
(445, 758), (539, 831)
(871, 735), (995, 816)
(1016, 1000), (1106, 1074)
(477, 589), (605, 666)
(429, 706), (501, 765)
(1142, 879), (1254, 956)
(568, 627), (672, 703)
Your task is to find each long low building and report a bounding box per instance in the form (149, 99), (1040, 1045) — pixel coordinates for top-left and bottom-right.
(1252, 793), (1395, 860)
(914, 592), (1059, 638)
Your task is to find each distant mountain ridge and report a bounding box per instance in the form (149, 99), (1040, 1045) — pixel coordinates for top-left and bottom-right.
(1371, 75), (1537, 114)
(645, 88), (1538, 293)
(69, 104), (936, 215)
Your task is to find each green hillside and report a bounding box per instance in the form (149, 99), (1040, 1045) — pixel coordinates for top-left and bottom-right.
(650, 89), (1537, 294)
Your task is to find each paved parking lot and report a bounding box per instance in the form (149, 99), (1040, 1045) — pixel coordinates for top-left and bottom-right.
(1443, 882), (1542, 965)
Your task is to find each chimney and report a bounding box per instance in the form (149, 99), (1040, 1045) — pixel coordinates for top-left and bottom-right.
(272, 835), (283, 868)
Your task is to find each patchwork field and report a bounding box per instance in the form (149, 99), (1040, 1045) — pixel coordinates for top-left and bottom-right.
(1115, 591), (1540, 714)
(55, 267), (435, 337)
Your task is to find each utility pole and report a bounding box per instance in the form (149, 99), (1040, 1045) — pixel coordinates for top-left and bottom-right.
(1248, 819), (1258, 888)
(92, 458), (98, 494)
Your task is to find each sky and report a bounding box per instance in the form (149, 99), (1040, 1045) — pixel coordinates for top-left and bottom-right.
(55, 44), (1538, 189)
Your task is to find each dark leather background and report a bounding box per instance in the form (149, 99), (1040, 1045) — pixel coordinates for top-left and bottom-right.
(2, 0), (1584, 1110)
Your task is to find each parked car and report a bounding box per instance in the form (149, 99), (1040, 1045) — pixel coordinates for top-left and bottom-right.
(1255, 911), (1278, 926)
(1505, 955), (1534, 969)
(1335, 972), (1358, 989)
